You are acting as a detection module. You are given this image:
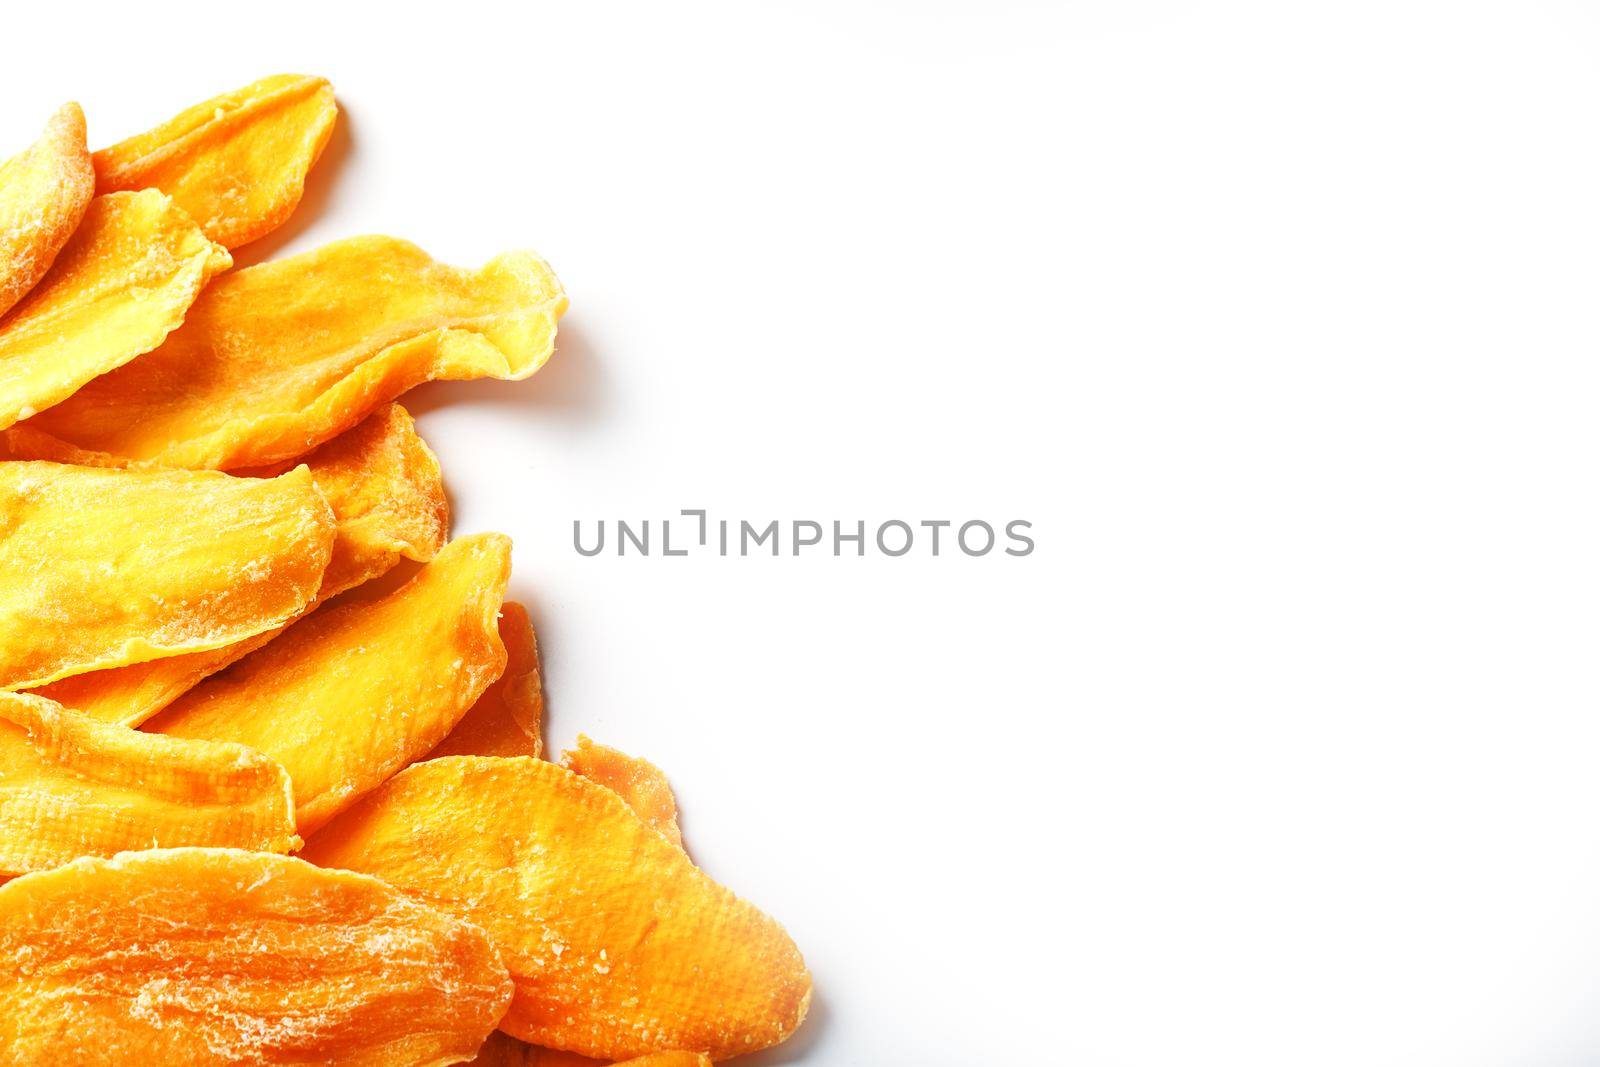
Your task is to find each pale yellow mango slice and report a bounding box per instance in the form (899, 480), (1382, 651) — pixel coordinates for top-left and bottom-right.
(0, 692), (297, 875)
(13, 235), (565, 470)
(303, 756), (811, 1061)
(0, 848), (512, 1065)
(148, 533), (511, 834)
(94, 74), (337, 249)
(0, 103), (94, 319)
(429, 601), (544, 760)
(562, 735), (684, 849)
(0, 189), (230, 432)
(31, 404), (447, 726)
(0, 463), (333, 691)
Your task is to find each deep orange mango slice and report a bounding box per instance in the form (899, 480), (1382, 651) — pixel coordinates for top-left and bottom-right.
(429, 601), (544, 760)
(0, 103), (93, 319)
(12, 235), (565, 470)
(0, 848), (512, 1064)
(563, 735), (684, 848)
(94, 74), (337, 249)
(304, 756), (810, 1061)
(0, 462), (333, 691)
(147, 533), (511, 835)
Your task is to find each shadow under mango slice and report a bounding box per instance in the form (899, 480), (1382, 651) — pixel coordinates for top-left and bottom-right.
(94, 73), (337, 249)
(33, 404), (448, 726)
(146, 533), (512, 835)
(0, 103), (94, 320)
(0, 462), (333, 692)
(9, 235), (565, 470)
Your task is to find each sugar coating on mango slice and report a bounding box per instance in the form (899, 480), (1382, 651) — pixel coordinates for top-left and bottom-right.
(94, 74), (337, 249)
(429, 601), (544, 760)
(0, 462), (334, 692)
(14, 234), (565, 470)
(0, 847), (512, 1065)
(303, 756), (811, 1062)
(0, 692), (298, 875)
(0, 189), (230, 432)
(147, 533), (511, 834)
(31, 404), (447, 726)
(0, 103), (94, 320)
(562, 735), (684, 849)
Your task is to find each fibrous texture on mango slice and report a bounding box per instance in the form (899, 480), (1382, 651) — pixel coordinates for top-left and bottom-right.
(148, 533), (511, 834)
(13, 235), (566, 470)
(562, 736), (684, 849)
(94, 74), (337, 249)
(0, 847), (512, 1065)
(0, 692), (297, 875)
(31, 404), (447, 726)
(0, 463), (334, 692)
(303, 756), (811, 1061)
(0, 189), (230, 432)
(430, 601), (544, 760)
(0, 103), (94, 320)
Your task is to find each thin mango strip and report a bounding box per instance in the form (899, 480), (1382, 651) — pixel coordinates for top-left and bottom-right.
(429, 601), (544, 759)
(0, 463), (333, 692)
(0, 692), (297, 875)
(0, 189), (230, 432)
(562, 735), (684, 849)
(0, 103), (93, 319)
(148, 533), (511, 834)
(304, 756), (811, 1061)
(13, 235), (565, 470)
(32, 404), (447, 725)
(94, 74), (337, 249)
(0, 848), (512, 1065)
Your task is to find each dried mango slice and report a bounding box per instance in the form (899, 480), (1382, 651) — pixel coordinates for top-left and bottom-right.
(0, 692), (297, 875)
(31, 404), (446, 725)
(562, 736), (683, 848)
(304, 756), (811, 1061)
(0, 103), (94, 319)
(0, 847), (512, 1065)
(0, 189), (230, 432)
(429, 602), (544, 760)
(471, 1041), (711, 1067)
(94, 74), (337, 249)
(148, 533), (511, 834)
(0, 462), (333, 691)
(15, 235), (565, 470)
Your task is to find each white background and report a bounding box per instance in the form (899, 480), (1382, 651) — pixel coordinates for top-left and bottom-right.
(8, 2), (1600, 1064)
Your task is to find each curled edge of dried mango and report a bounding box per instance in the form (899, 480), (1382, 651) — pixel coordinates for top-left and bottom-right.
(0, 102), (94, 320)
(0, 691), (299, 877)
(94, 73), (338, 249)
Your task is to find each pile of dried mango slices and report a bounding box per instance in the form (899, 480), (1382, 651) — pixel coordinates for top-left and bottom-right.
(0, 76), (809, 1066)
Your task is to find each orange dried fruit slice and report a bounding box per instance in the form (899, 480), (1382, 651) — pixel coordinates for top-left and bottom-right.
(94, 74), (337, 249)
(0, 691), (297, 876)
(0, 103), (94, 319)
(470, 1041), (712, 1067)
(562, 735), (684, 849)
(147, 533), (511, 835)
(0, 847), (512, 1065)
(429, 601), (544, 760)
(303, 756), (811, 1061)
(0, 462), (333, 691)
(0, 189), (230, 432)
(14, 234), (565, 470)
(31, 404), (447, 726)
